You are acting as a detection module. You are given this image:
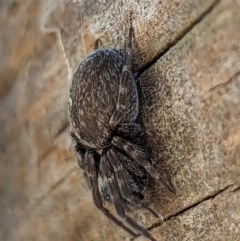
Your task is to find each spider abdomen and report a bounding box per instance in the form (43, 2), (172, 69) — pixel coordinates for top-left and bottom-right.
(69, 48), (139, 148)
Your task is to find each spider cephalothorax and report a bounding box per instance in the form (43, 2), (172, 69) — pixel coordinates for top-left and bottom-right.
(69, 25), (173, 241)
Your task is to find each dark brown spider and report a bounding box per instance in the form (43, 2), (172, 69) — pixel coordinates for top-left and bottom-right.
(69, 22), (173, 241)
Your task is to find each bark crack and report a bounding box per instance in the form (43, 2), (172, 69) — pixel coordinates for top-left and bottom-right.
(20, 166), (78, 222)
(162, 184), (232, 223)
(208, 71), (240, 92)
(38, 121), (69, 162)
(8, 166), (78, 236)
(231, 185), (240, 193)
(132, 184), (233, 240)
(137, 0), (222, 77)
(41, 26), (73, 82)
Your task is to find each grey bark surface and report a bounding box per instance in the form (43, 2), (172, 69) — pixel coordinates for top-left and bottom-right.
(0, 0), (239, 241)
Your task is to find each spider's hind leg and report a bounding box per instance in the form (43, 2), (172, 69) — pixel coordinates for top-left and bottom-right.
(101, 150), (157, 241)
(112, 136), (175, 194)
(85, 150), (138, 238)
(71, 132), (89, 181)
(108, 149), (160, 219)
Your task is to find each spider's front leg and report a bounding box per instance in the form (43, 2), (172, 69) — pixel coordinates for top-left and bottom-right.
(112, 137), (175, 194)
(109, 64), (132, 129)
(109, 21), (135, 130)
(84, 151), (138, 238)
(101, 151), (157, 241)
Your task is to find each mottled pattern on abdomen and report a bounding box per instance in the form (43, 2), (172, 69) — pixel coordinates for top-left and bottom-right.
(69, 49), (139, 148)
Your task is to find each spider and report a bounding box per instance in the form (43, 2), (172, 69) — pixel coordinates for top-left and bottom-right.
(69, 21), (174, 241)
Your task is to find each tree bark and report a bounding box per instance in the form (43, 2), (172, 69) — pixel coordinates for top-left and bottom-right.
(0, 0), (239, 241)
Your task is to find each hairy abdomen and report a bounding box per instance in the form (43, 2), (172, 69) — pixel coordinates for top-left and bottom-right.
(69, 49), (139, 148)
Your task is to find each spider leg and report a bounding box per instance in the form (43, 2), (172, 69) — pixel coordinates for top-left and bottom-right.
(116, 150), (145, 178)
(112, 136), (175, 193)
(77, 151), (88, 182)
(124, 11), (133, 65)
(94, 39), (103, 50)
(124, 21), (133, 67)
(109, 65), (131, 129)
(116, 123), (144, 144)
(85, 151), (138, 237)
(109, 20), (134, 129)
(101, 152), (157, 241)
(71, 132), (89, 182)
(108, 149), (160, 219)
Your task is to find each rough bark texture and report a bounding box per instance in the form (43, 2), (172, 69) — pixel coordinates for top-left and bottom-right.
(0, 0), (239, 241)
